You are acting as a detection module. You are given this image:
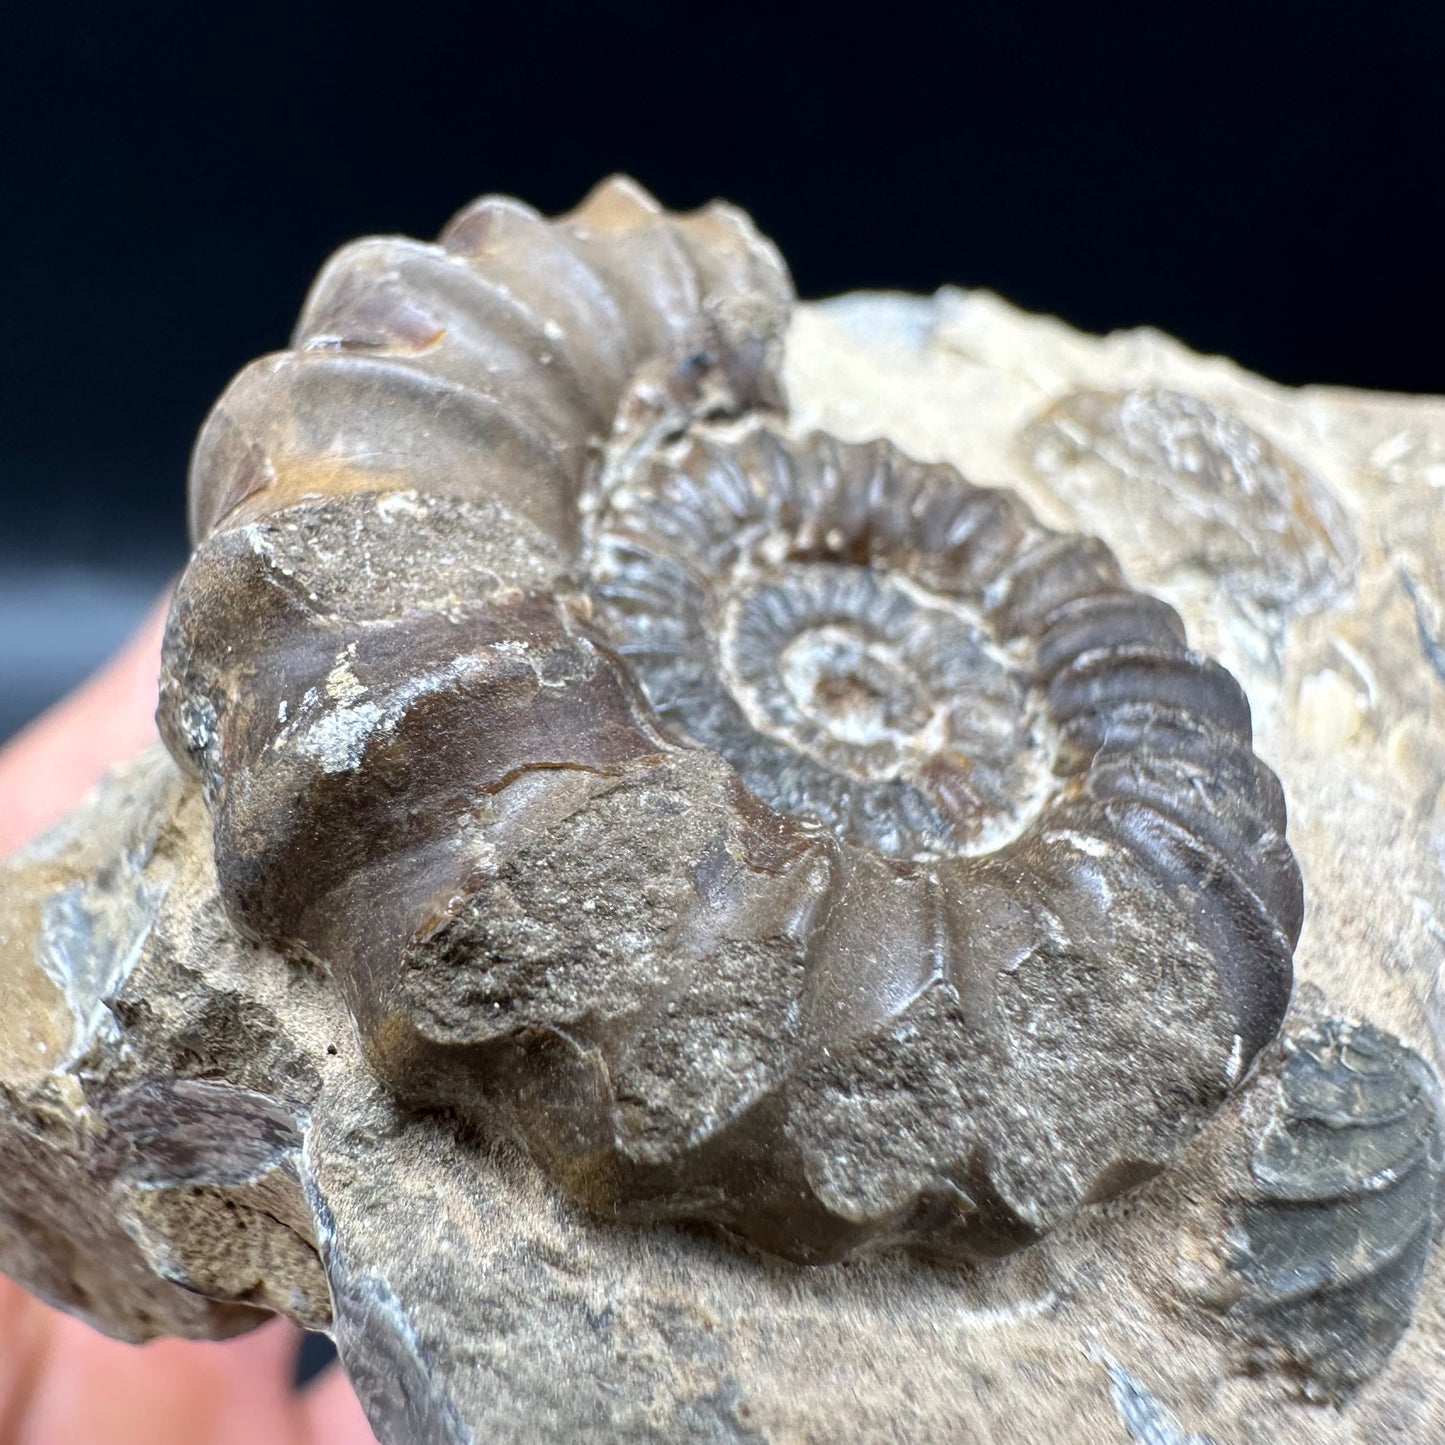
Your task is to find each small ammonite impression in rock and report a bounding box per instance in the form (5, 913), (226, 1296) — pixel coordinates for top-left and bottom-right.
(159, 177), (1303, 1265)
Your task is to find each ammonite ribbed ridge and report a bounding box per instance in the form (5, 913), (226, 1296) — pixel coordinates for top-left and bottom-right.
(1223, 1017), (1445, 1399)
(158, 177), (1304, 1264)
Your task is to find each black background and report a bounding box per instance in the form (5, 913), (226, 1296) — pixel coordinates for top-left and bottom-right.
(1, 1), (1443, 733)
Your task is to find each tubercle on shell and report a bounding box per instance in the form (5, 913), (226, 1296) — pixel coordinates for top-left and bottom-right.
(158, 176), (1304, 1265)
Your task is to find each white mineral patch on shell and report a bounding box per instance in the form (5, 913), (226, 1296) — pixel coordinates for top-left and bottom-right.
(375, 490), (430, 523)
(324, 647), (368, 704)
(301, 700), (388, 773)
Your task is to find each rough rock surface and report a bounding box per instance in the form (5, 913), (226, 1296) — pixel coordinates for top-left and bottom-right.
(3, 285), (1444, 1442)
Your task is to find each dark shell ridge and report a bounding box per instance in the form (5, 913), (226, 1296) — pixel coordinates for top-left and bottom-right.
(1227, 1018), (1445, 1399)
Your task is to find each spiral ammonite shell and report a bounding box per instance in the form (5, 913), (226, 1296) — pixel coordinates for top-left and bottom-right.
(159, 177), (1303, 1264)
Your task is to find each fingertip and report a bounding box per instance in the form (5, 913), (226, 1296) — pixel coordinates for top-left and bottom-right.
(0, 587), (174, 855)
(300, 1363), (380, 1445)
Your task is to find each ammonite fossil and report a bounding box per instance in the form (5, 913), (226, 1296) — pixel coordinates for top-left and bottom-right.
(1224, 1017), (1445, 1397)
(159, 178), (1303, 1264)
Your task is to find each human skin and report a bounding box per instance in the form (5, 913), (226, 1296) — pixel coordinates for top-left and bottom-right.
(0, 597), (376, 1445)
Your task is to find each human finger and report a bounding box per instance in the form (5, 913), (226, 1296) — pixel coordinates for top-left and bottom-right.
(0, 592), (170, 856)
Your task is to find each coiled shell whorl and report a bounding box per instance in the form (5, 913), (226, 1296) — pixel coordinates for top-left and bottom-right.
(159, 178), (1303, 1265)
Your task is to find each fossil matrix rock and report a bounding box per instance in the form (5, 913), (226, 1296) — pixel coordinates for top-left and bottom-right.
(2, 180), (1443, 1444)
